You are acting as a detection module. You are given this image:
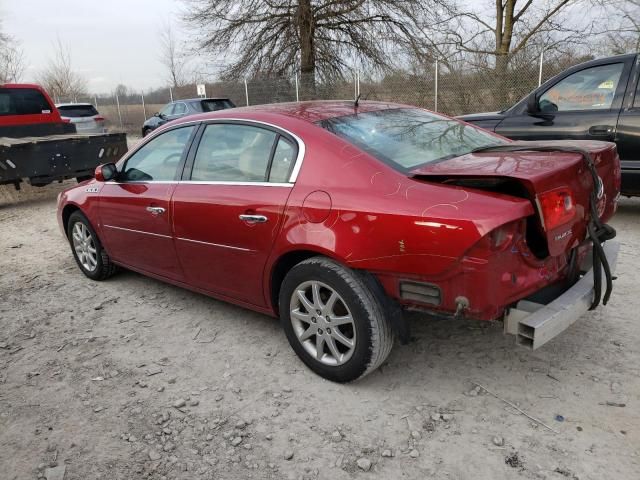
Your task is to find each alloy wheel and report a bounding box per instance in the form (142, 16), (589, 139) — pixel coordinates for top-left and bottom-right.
(289, 280), (356, 366)
(72, 222), (98, 272)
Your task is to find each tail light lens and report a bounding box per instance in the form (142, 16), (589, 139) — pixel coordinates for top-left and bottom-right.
(61, 118), (71, 123)
(94, 116), (105, 122)
(490, 219), (524, 250)
(537, 188), (576, 231)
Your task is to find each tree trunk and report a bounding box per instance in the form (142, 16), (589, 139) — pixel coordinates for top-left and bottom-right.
(296, 0), (316, 97)
(493, 0), (515, 110)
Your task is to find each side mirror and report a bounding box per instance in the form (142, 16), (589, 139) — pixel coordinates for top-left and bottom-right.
(526, 93), (539, 114)
(95, 163), (117, 182)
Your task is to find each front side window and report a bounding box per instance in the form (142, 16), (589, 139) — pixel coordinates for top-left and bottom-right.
(173, 103), (187, 115)
(159, 103), (174, 116)
(121, 126), (195, 182)
(320, 108), (504, 171)
(0, 88), (53, 115)
(539, 63), (624, 112)
(191, 124), (277, 182)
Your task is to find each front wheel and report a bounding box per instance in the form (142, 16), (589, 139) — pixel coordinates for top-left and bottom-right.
(279, 257), (394, 382)
(67, 211), (117, 281)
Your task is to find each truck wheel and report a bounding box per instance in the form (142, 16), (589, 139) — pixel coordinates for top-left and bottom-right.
(279, 257), (394, 383)
(67, 211), (117, 281)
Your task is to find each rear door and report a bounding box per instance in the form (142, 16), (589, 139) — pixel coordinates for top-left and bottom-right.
(99, 124), (197, 280)
(496, 58), (633, 142)
(172, 121), (298, 306)
(615, 57), (640, 194)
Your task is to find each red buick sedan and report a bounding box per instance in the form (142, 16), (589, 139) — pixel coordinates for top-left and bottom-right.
(58, 101), (620, 382)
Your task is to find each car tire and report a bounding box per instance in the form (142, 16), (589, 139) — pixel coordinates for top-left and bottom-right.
(279, 256), (394, 383)
(67, 210), (117, 281)
(143, 128), (152, 137)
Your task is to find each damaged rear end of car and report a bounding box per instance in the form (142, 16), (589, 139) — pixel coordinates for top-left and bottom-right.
(321, 106), (620, 350)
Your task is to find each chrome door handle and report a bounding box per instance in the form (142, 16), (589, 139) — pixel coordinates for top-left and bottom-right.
(239, 214), (268, 223)
(146, 206), (166, 215)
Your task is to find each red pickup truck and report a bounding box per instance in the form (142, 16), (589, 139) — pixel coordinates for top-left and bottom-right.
(0, 84), (126, 189)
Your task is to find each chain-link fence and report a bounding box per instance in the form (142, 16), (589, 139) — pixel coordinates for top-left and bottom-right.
(59, 52), (586, 135)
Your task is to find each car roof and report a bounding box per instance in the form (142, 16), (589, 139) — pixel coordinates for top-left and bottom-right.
(177, 98), (231, 103)
(176, 100), (410, 125)
(56, 103), (95, 107)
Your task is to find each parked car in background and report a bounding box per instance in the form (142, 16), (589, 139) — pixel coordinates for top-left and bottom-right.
(458, 53), (640, 196)
(142, 97), (235, 136)
(58, 101), (619, 383)
(56, 103), (107, 134)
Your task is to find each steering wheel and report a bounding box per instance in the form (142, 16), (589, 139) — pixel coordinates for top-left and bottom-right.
(163, 152), (182, 166)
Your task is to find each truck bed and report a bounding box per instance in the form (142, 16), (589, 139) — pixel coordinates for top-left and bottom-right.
(0, 132), (127, 187)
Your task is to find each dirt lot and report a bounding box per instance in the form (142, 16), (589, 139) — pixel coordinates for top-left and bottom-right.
(0, 182), (638, 480)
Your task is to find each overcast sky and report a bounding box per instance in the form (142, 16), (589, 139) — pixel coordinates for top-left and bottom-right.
(2, 0), (189, 93)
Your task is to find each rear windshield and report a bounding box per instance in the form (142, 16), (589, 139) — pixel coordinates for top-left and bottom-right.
(0, 88), (53, 116)
(57, 104), (99, 117)
(199, 99), (234, 112)
(320, 108), (505, 171)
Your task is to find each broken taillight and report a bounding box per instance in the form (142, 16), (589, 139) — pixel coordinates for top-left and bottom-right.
(537, 188), (576, 231)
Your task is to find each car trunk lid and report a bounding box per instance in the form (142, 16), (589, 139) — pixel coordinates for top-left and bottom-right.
(410, 140), (620, 258)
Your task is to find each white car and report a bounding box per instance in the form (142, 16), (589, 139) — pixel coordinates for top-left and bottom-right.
(56, 103), (106, 134)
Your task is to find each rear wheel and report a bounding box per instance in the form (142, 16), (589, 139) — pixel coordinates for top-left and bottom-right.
(67, 211), (117, 280)
(143, 128), (152, 137)
(279, 257), (394, 382)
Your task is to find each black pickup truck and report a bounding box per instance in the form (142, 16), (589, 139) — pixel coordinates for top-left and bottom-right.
(459, 53), (640, 196)
(0, 84), (127, 190)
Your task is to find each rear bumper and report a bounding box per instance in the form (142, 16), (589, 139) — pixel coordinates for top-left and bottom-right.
(505, 240), (619, 349)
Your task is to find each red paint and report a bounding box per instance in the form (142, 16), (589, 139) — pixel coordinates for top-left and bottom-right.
(57, 101), (620, 322)
(0, 83), (63, 127)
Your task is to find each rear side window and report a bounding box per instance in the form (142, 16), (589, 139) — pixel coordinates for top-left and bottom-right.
(269, 137), (296, 182)
(200, 99), (234, 112)
(57, 105), (99, 117)
(121, 126), (195, 182)
(191, 124), (277, 182)
(0, 88), (53, 115)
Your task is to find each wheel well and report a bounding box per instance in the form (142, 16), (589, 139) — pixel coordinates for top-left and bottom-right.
(270, 250), (324, 315)
(61, 205), (81, 237)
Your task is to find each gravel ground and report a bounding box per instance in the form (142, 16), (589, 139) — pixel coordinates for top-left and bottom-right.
(0, 181), (638, 480)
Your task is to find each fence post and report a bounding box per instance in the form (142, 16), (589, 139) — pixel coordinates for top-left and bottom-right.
(244, 78), (250, 106)
(357, 72), (360, 98)
(169, 87), (174, 102)
(94, 95), (98, 108)
(141, 91), (147, 121)
(295, 74), (299, 102)
(434, 58), (439, 112)
(115, 92), (123, 130)
(538, 50), (544, 87)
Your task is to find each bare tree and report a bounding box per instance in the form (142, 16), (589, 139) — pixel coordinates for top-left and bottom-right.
(183, 0), (443, 83)
(160, 22), (188, 88)
(37, 39), (87, 102)
(599, 0), (640, 54)
(0, 41), (25, 83)
(425, 1), (588, 73)
(0, 18), (25, 83)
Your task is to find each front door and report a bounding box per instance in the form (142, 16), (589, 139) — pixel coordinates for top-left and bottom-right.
(496, 60), (631, 142)
(99, 124), (197, 280)
(616, 68), (640, 194)
(172, 122), (298, 306)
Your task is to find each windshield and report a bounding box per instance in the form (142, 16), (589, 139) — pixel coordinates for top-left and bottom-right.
(320, 108), (505, 171)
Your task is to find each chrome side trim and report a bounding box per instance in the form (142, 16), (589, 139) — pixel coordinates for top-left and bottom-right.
(104, 180), (293, 187)
(116, 117), (306, 184)
(103, 224), (172, 239)
(175, 236), (253, 252)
